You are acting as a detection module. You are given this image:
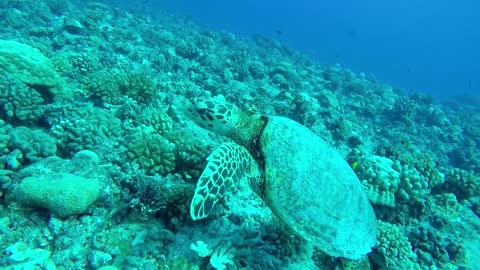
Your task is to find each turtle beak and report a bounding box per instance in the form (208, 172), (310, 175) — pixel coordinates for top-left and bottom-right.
(185, 98), (208, 123)
(183, 99), (196, 119)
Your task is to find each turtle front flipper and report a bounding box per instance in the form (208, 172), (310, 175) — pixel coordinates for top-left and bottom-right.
(190, 142), (260, 220)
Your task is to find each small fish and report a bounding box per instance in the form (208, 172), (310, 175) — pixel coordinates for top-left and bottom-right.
(351, 161), (359, 170)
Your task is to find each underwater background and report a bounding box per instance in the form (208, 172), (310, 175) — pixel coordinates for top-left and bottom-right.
(111, 0), (480, 100)
(0, 0), (479, 269)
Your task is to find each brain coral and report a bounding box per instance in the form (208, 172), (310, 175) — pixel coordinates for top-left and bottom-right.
(16, 172), (100, 218)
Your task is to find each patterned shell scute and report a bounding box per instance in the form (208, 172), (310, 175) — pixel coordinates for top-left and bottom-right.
(260, 116), (377, 260)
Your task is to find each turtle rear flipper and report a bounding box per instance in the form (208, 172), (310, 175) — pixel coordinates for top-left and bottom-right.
(190, 142), (260, 220)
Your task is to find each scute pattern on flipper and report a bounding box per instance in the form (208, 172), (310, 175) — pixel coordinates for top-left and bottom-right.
(190, 142), (254, 220)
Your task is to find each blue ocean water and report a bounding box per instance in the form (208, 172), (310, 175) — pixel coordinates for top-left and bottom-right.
(122, 0), (480, 100)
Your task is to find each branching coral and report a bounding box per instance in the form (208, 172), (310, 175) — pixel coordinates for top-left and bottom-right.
(0, 39), (70, 99)
(175, 39), (200, 60)
(137, 105), (173, 136)
(396, 164), (431, 201)
(409, 224), (465, 267)
(375, 221), (418, 268)
(167, 129), (210, 180)
(120, 73), (157, 104)
(126, 125), (176, 175)
(82, 70), (124, 104)
(438, 168), (480, 200)
(8, 126), (57, 163)
(357, 152), (444, 207)
(0, 75), (45, 124)
(397, 152), (445, 188)
(356, 155), (400, 207)
(126, 169), (168, 215)
(72, 52), (100, 74)
(122, 104), (210, 179)
(83, 71), (157, 105)
(390, 96), (417, 121)
(48, 103), (123, 157)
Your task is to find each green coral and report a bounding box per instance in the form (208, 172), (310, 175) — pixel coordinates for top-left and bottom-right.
(430, 193), (462, 221)
(0, 75), (45, 124)
(158, 175), (195, 227)
(127, 126), (176, 175)
(51, 54), (75, 77)
(167, 129), (209, 180)
(409, 225), (465, 266)
(356, 155), (400, 207)
(72, 52), (100, 74)
(175, 40), (200, 60)
(121, 73), (157, 104)
(0, 119), (12, 155)
(137, 105), (173, 135)
(357, 153), (441, 207)
(83, 71), (157, 105)
(16, 172), (100, 218)
(0, 39), (70, 99)
(269, 61), (298, 83)
(247, 61), (267, 79)
(169, 256), (200, 270)
(375, 221), (418, 268)
(124, 105), (208, 178)
(260, 222), (307, 260)
(49, 103), (123, 157)
(397, 152), (445, 188)
(0, 169), (13, 190)
(440, 168), (480, 200)
(396, 164), (430, 201)
(390, 96), (417, 121)
(8, 126), (57, 163)
(122, 166), (194, 226)
(82, 70), (124, 104)
(0, 120), (13, 195)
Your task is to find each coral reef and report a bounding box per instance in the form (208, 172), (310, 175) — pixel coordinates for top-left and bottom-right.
(0, 39), (70, 99)
(373, 221), (418, 268)
(82, 71), (157, 105)
(8, 126), (57, 163)
(0, 1), (478, 269)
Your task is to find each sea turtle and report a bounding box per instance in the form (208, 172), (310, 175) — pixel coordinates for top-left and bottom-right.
(185, 96), (377, 261)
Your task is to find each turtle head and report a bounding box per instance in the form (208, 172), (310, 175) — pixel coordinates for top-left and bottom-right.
(185, 97), (241, 137)
(185, 97), (266, 149)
